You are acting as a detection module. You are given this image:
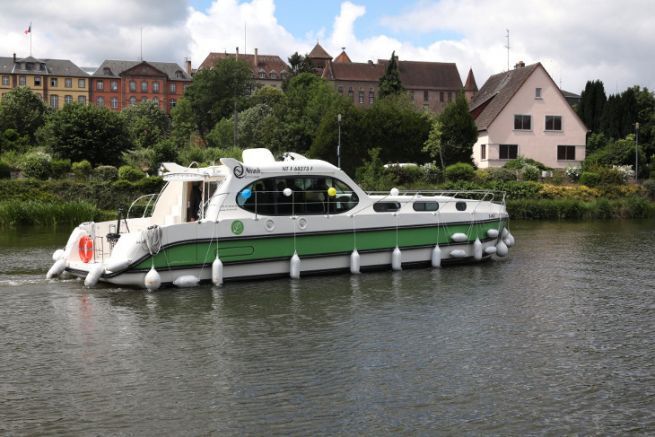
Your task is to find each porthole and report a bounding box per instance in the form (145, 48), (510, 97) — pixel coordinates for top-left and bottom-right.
(373, 201), (401, 212)
(413, 201), (439, 212)
(456, 201), (467, 211)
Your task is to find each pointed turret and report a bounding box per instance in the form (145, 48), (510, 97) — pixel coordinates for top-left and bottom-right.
(333, 48), (352, 64)
(464, 68), (478, 103)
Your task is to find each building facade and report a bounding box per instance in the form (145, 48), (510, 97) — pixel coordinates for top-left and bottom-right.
(0, 54), (89, 108)
(307, 44), (464, 113)
(198, 48), (289, 88)
(469, 62), (587, 169)
(90, 60), (192, 113)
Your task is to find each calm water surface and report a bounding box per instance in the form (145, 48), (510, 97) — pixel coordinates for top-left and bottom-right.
(1, 221), (654, 435)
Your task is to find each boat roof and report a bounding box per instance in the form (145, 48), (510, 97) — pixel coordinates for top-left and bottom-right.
(159, 162), (225, 181)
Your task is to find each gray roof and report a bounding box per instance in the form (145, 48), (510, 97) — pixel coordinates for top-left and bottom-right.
(0, 56), (88, 77)
(93, 60), (191, 81)
(469, 63), (540, 131)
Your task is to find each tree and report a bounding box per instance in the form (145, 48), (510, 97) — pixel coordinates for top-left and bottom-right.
(184, 58), (254, 137)
(287, 52), (313, 75)
(170, 97), (196, 147)
(378, 51), (404, 98)
(121, 101), (170, 149)
(0, 86), (48, 144)
(423, 92), (477, 166)
(40, 103), (130, 166)
(577, 80), (606, 132)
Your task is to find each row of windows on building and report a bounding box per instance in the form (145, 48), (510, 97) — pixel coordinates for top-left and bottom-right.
(2, 75), (86, 88)
(257, 70), (287, 80)
(514, 114), (563, 131)
(96, 79), (181, 94)
(95, 95), (177, 109)
(335, 85), (456, 106)
(480, 144), (577, 161)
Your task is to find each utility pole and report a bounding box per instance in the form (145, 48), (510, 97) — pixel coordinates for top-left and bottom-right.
(337, 113), (342, 169)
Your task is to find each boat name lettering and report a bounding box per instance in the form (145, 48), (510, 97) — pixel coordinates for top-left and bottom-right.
(233, 165), (261, 179)
(282, 165), (314, 172)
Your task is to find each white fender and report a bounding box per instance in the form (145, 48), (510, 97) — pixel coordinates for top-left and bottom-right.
(473, 238), (483, 261)
(450, 232), (468, 242)
(450, 249), (467, 258)
(105, 258), (130, 273)
(212, 255), (224, 286)
(63, 227), (86, 258)
(84, 263), (105, 287)
(52, 249), (65, 262)
(350, 249), (360, 274)
(431, 244), (442, 268)
(501, 227), (509, 238)
(504, 231), (515, 247)
(290, 251), (301, 279)
(144, 266), (161, 290)
(173, 275), (200, 288)
(487, 229), (499, 239)
(46, 259), (66, 279)
(392, 246), (402, 271)
(484, 246), (497, 255)
(496, 240), (509, 257)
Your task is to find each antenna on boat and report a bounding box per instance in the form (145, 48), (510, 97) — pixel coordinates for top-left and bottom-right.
(337, 113), (342, 169)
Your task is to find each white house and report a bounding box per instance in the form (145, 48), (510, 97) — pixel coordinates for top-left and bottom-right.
(469, 62), (587, 169)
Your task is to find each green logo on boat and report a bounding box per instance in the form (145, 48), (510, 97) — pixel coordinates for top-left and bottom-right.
(231, 220), (244, 235)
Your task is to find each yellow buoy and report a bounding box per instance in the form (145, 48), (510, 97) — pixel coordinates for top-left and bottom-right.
(327, 187), (337, 197)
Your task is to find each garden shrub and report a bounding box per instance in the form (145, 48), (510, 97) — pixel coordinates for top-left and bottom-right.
(50, 159), (71, 178)
(520, 164), (540, 181)
(579, 171), (601, 187)
(643, 179), (655, 200)
(118, 165), (145, 182)
(72, 160), (92, 179)
(445, 162), (475, 181)
(93, 165), (118, 181)
(20, 152), (52, 180)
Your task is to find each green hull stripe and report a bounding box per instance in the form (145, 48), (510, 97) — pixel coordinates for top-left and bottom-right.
(135, 220), (505, 270)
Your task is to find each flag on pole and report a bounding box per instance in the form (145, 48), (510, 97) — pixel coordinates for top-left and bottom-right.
(24, 23), (31, 34)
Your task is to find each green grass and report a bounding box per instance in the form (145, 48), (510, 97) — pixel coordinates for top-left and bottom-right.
(0, 201), (100, 227)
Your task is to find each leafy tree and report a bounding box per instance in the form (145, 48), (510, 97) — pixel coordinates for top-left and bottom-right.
(577, 80), (606, 132)
(423, 92), (477, 166)
(184, 58), (254, 137)
(40, 103), (130, 166)
(121, 101), (170, 149)
(287, 52), (313, 75)
(170, 97), (196, 147)
(207, 118), (234, 149)
(585, 134), (646, 170)
(0, 86), (48, 144)
(378, 51), (404, 98)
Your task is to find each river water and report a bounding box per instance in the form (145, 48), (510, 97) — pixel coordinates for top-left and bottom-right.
(1, 221), (654, 435)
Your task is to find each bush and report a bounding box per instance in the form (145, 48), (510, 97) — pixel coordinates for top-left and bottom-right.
(118, 165), (145, 182)
(50, 159), (71, 178)
(445, 162), (475, 181)
(0, 161), (12, 179)
(72, 160), (92, 179)
(94, 165), (118, 181)
(643, 179), (655, 201)
(566, 166), (582, 182)
(579, 171), (601, 187)
(20, 152), (52, 180)
(488, 167), (517, 182)
(520, 164), (540, 181)
(384, 164), (422, 186)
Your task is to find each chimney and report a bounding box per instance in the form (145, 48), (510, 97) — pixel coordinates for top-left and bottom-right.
(254, 48), (258, 68)
(13, 53), (16, 63)
(514, 61), (525, 69)
(185, 57), (192, 75)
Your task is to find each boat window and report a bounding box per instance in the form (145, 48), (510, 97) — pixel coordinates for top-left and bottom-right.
(373, 202), (401, 212)
(456, 201), (467, 211)
(413, 201), (439, 212)
(236, 176), (359, 216)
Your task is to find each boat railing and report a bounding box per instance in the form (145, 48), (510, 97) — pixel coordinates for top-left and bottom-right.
(127, 193), (159, 219)
(366, 189), (506, 205)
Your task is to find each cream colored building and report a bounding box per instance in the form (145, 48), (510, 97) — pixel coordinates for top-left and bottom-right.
(0, 54), (89, 108)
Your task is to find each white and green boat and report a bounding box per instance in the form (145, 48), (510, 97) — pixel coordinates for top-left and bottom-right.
(47, 148), (514, 289)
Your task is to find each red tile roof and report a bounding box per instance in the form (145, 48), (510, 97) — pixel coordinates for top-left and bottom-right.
(308, 42), (332, 60)
(198, 52), (289, 76)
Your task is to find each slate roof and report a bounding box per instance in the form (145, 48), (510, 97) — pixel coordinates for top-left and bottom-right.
(0, 56), (88, 77)
(378, 60), (463, 90)
(198, 52), (289, 76)
(325, 62), (384, 81)
(469, 62), (540, 131)
(92, 60), (191, 81)
(308, 42), (332, 60)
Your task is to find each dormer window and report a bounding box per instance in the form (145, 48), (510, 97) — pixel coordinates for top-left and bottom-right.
(258, 69), (266, 79)
(103, 67), (112, 75)
(270, 71), (277, 80)
(535, 87), (542, 99)
(25, 62), (34, 70)
(175, 70), (184, 79)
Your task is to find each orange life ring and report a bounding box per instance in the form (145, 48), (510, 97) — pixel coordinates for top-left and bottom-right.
(78, 235), (93, 263)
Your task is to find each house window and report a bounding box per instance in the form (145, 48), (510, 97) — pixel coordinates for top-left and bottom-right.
(96, 80), (104, 91)
(499, 144), (518, 160)
(152, 96), (159, 105)
(96, 96), (104, 107)
(129, 96), (136, 105)
(2, 75), (9, 86)
(111, 80), (118, 91)
(270, 72), (277, 80)
(337, 86), (343, 95)
(50, 94), (59, 109)
(19, 76), (26, 86)
(557, 145), (576, 161)
(545, 115), (562, 131)
(51, 78), (59, 87)
(78, 95), (86, 104)
(423, 90), (429, 102)
(170, 83), (176, 93)
(78, 79), (86, 88)
(152, 81), (160, 93)
(111, 97), (118, 109)
(129, 80), (136, 92)
(369, 90), (375, 104)
(169, 99), (176, 109)
(358, 91), (364, 104)
(65, 78), (72, 88)
(348, 87), (353, 99)
(448, 92), (453, 102)
(34, 76), (41, 86)
(175, 71), (184, 79)
(103, 67), (112, 75)
(481, 144), (486, 160)
(141, 81), (147, 92)
(25, 62), (34, 70)
(141, 96), (147, 103)
(514, 114), (531, 130)
(535, 87), (542, 99)
(259, 71), (265, 79)
(64, 95), (73, 105)
(439, 91), (444, 102)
